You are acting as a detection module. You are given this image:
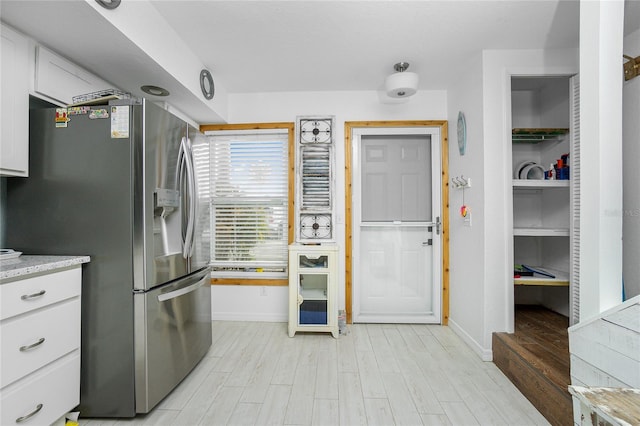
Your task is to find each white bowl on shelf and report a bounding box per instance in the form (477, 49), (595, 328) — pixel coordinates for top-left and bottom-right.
(514, 160), (535, 179)
(520, 163), (545, 180)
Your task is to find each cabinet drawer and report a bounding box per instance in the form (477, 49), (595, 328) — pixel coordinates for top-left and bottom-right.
(1, 352), (80, 426)
(0, 267), (81, 320)
(1, 298), (80, 388)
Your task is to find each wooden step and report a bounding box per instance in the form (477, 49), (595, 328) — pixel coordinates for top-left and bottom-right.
(492, 305), (573, 426)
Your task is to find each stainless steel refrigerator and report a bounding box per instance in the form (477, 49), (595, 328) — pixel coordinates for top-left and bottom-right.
(6, 99), (212, 417)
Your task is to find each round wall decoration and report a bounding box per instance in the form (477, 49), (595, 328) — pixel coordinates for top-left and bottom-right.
(457, 111), (467, 156)
(300, 119), (332, 143)
(200, 69), (214, 100)
(300, 214), (332, 239)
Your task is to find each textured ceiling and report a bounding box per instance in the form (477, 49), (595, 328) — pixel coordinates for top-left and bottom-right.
(1, 0), (638, 122)
(150, 0), (581, 93)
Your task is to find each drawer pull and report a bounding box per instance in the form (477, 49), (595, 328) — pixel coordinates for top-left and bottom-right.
(19, 337), (45, 352)
(21, 290), (46, 300)
(16, 403), (43, 423)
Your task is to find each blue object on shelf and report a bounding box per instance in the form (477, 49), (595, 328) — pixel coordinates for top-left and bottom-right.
(300, 310), (327, 325)
(521, 264), (556, 278)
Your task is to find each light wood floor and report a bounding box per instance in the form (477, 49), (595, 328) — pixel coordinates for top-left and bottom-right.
(80, 321), (550, 426)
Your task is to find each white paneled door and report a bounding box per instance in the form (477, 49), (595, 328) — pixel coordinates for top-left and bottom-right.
(352, 127), (442, 323)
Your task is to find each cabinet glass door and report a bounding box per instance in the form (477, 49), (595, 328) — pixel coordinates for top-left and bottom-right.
(299, 273), (328, 325)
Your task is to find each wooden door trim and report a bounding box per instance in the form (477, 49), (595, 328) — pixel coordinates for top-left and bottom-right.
(344, 120), (449, 325)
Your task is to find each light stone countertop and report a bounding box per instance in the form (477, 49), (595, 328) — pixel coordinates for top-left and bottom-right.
(0, 255), (90, 282)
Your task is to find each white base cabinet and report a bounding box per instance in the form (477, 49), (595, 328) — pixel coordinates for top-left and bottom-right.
(0, 267), (82, 426)
(288, 243), (338, 338)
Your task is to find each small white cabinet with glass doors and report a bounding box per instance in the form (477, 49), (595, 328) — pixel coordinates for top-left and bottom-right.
(288, 243), (338, 338)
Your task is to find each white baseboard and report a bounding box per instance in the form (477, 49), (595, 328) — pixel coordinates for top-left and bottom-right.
(448, 318), (493, 361)
(212, 312), (288, 322)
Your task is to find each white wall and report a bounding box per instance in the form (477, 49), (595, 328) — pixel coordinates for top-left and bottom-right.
(445, 51), (489, 359)
(623, 27), (640, 300)
(481, 48), (578, 357)
(579, 0), (625, 319)
(211, 89), (447, 321)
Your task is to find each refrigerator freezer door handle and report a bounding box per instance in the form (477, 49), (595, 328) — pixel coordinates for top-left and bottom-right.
(186, 137), (198, 258)
(178, 137), (196, 259)
(177, 138), (187, 253)
(157, 277), (205, 302)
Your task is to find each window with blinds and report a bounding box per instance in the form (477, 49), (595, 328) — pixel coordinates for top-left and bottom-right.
(208, 129), (289, 278)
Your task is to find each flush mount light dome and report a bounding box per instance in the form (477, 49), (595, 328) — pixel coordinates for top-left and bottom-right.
(140, 85), (170, 97)
(385, 62), (419, 98)
(95, 0), (121, 9)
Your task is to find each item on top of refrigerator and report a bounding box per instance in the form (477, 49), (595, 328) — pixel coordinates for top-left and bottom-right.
(69, 89), (132, 106)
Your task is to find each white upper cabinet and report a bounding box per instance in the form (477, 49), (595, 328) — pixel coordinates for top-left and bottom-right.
(34, 45), (113, 106)
(1, 23), (29, 177)
(1, 23), (116, 177)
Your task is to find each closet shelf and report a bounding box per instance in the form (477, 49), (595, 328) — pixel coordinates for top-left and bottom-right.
(513, 179), (569, 188)
(512, 128), (569, 143)
(514, 267), (569, 286)
(300, 288), (328, 301)
(514, 227), (569, 237)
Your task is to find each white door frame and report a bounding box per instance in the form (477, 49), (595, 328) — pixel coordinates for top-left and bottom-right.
(344, 121), (450, 325)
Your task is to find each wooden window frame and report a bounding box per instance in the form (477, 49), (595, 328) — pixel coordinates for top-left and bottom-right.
(200, 122), (295, 286)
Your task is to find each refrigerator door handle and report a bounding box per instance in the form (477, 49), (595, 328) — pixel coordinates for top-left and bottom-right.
(177, 138), (187, 253)
(157, 278), (205, 302)
(186, 137), (199, 258)
(178, 137), (196, 259)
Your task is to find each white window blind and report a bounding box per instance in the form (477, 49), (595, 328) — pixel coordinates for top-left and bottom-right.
(208, 130), (289, 277)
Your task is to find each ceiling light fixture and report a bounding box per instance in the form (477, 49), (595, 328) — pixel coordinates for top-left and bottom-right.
(95, 0), (121, 10)
(385, 62), (418, 98)
(141, 85), (170, 97)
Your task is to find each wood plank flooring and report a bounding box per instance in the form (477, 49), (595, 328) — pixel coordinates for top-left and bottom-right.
(80, 322), (549, 426)
(493, 305), (572, 426)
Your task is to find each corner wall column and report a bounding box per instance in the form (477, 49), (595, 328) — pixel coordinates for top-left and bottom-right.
(578, 0), (624, 320)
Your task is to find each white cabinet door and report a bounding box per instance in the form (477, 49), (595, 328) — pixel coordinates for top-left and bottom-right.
(34, 45), (112, 105)
(1, 23), (29, 177)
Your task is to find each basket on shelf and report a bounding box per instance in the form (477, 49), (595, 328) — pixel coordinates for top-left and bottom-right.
(71, 89), (132, 105)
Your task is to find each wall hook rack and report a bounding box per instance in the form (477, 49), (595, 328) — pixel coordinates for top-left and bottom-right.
(452, 175), (472, 226)
(451, 175), (471, 189)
